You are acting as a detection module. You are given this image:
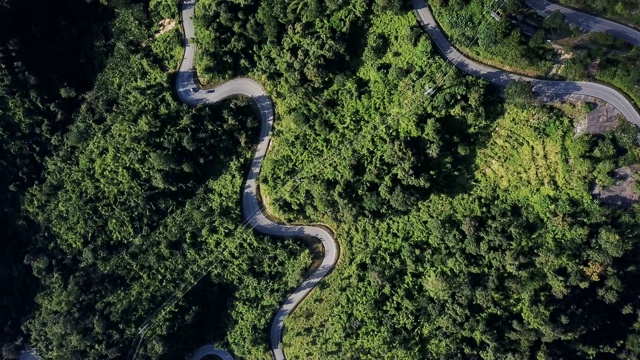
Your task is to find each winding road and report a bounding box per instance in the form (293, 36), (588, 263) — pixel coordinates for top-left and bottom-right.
(177, 1), (338, 360)
(413, 0), (640, 126)
(190, 345), (234, 360)
(178, 0), (640, 360)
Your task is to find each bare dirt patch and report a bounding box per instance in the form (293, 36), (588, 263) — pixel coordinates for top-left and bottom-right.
(593, 165), (640, 208)
(154, 19), (176, 39)
(540, 93), (622, 135)
(547, 44), (573, 78)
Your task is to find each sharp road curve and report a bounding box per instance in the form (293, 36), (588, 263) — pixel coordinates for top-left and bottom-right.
(177, 1), (338, 360)
(413, 0), (640, 126)
(179, 0), (640, 360)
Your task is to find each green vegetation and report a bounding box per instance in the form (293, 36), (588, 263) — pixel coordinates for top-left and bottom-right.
(1, 0), (308, 358)
(278, 104), (640, 359)
(193, 0), (261, 83)
(0, 0), (113, 355)
(596, 55), (640, 107)
(561, 32), (640, 106)
(429, 0), (554, 76)
(505, 79), (537, 108)
(559, 0), (640, 27)
(3, 0), (640, 359)
(191, 0), (640, 358)
(429, 0), (640, 108)
(544, 10), (566, 30)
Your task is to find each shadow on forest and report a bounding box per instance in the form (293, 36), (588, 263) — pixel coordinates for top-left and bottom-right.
(428, 83), (505, 197)
(146, 97), (260, 228)
(2, 0), (113, 96)
(0, 0), (115, 349)
(158, 279), (236, 360)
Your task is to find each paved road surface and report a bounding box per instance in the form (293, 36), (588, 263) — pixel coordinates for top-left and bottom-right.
(177, 1), (339, 360)
(181, 0), (640, 359)
(525, 0), (640, 46)
(19, 1), (640, 360)
(413, 0), (640, 126)
(190, 345), (234, 360)
(15, 1), (640, 360)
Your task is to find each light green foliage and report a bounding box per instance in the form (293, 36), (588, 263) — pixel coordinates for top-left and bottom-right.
(429, 0), (554, 75)
(194, 0), (640, 358)
(150, 0), (180, 21)
(280, 105), (640, 359)
(477, 106), (595, 213)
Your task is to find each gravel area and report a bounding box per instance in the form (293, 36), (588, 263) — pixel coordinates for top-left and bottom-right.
(539, 93), (623, 134)
(593, 165), (640, 208)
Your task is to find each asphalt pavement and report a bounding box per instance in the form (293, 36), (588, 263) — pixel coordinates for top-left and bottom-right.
(177, 1), (339, 360)
(525, 0), (640, 46)
(181, 0), (640, 359)
(412, 0), (640, 126)
(190, 345), (234, 360)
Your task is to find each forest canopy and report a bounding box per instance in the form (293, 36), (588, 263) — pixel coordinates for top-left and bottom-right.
(195, 0), (640, 358)
(2, 0), (640, 359)
(2, 0), (308, 358)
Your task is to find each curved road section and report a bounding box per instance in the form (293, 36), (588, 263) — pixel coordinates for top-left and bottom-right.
(413, 0), (640, 126)
(190, 345), (233, 360)
(525, 0), (640, 47)
(177, 0), (639, 359)
(177, 1), (338, 360)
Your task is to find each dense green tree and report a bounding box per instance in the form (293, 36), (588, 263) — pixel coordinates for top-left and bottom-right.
(543, 10), (566, 29)
(0, 0), (308, 358)
(505, 79), (537, 108)
(0, 0), (115, 352)
(429, 0), (554, 75)
(4, 0), (640, 359)
(192, 0), (640, 358)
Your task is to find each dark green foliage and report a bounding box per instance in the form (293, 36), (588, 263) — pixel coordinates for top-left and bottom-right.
(1, 0), (309, 358)
(4, 0), (640, 359)
(582, 101), (596, 112)
(505, 79), (537, 108)
(543, 10), (566, 29)
(529, 29), (546, 47)
(0, 0), (115, 352)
